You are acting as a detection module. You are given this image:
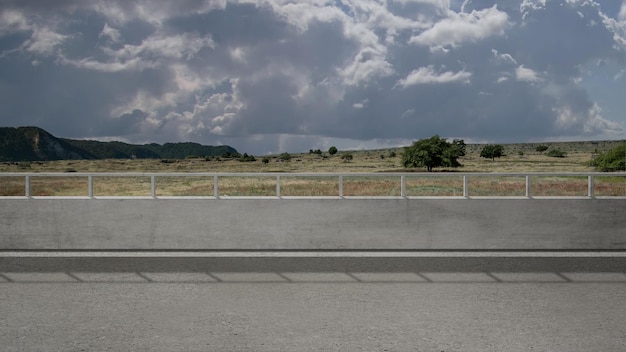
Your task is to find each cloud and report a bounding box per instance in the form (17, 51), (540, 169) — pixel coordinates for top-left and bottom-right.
(515, 65), (541, 82)
(99, 23), (121, 43)
(396, 65), (472, 87)
(491, 49), (518, 65)
(0, 0), (624, 154)
(0, 9), (29, 35)
(409, 5), (508, 48)
(21, 27), (68, 55)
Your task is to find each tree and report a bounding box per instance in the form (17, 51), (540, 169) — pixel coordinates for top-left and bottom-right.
(451, 139), (466, 157)
(480, 145), (504, 161)
(590, 144), (625, 171)
(328, 146), (338, 155)
(402, 135), (463, 172)
(536, 145), (549, 152)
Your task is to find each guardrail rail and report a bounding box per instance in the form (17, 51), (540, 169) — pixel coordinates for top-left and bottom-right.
(1, 172), (625, 199)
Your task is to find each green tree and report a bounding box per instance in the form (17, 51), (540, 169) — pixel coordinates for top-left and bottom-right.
(590, 144), (625, 171)
(328, 146), (338, 155)
(480, 145), (504, 161)
(451, 139), (466, 157)
(402, 135), (463, 172)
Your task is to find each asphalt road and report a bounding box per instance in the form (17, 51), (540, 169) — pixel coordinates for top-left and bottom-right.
(2, 272), (626, 351)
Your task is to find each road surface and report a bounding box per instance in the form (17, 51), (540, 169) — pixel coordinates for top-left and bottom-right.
(1, 271), (626, 351)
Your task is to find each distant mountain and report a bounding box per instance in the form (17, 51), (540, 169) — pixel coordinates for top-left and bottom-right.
(0, 126), (238, 162)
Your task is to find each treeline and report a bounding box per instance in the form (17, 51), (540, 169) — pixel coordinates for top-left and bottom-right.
(62, 139), (236, 160)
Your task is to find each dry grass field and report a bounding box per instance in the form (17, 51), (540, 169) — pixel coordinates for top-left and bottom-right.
(1, 140), (625, 197)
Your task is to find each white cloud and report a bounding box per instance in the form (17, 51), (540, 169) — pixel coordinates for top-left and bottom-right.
(61, 56), (155, 72)
(62, 32), (215, 72)
(409, 5), (508, 48)
(0, 9), (29, 34)
(20, 27), (68, 55)
(491, 49), (517, 65)
(91, 1), (227, 26)
(619, 2), (626, 21)
(104, 32), (215, 61)
(554, 103), (623, 135)
(340, 47), (395, 86)
(353, 98), (368, 109)
(99, 23), (121, 43)
(515, 65), (541, 82)
(583, 104), (623, 134)
(400, 108), (415, 118)
(520, 0), (547, 20)
(396, 65), (471, 87)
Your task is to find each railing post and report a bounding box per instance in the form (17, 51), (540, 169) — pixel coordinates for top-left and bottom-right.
(276, 175), (281, 198)
(25, 175), (31, 198)
(463, 175), (468, 198)
(401, 175), (406, 198)
(151, 175), (156, 198)
(339, 175), (343, 198)
(88, 175), (94, 198)
(588, 175), (594, 198)
(525, 175), (531, 198)
(213, 175), (219, 198)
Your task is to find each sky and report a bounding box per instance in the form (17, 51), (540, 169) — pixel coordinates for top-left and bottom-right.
(1, 0), (626, 155)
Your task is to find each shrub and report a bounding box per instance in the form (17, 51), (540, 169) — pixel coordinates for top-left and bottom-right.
(341, 153), (353, 161)
(546, 149), (566, 158)
(536, 145), (548, 152)
(328, 146), (338, 155)
(590, 144), (625, 171)
(238, 153), (256, 162)
(262, 157), (270, 164)
(279, 152), (291, 161)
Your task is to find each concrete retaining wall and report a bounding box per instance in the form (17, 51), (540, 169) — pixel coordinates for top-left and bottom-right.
(1, 199), (625, 249)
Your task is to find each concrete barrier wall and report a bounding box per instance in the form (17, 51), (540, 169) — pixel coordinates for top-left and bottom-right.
(1, 199), (625, 250)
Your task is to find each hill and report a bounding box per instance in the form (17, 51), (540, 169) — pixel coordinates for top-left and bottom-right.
(0, 127), (237, 162)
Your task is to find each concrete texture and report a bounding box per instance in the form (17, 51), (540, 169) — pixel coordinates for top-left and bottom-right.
(1, 198), (625, 249)
(1, 278), (625, 351)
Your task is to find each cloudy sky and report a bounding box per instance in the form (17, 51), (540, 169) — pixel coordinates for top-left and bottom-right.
(1, 0), (626, 154)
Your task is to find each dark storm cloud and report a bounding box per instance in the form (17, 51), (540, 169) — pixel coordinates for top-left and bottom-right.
(0, 0), (624, 154)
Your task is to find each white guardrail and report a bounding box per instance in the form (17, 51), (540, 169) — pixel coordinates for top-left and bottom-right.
(0, 172), (625, 199)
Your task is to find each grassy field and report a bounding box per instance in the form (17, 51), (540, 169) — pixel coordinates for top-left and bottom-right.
(1, 140), (625, 197)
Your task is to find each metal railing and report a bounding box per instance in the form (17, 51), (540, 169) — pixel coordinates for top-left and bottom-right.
(0, 172), (625, 199)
